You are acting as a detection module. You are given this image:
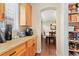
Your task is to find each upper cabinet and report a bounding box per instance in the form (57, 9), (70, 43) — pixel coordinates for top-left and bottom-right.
(26, 4), (32, 27)
(19, 4), (27, 26)
(0, 3), (4, 21)
(19, 3), (32, 27)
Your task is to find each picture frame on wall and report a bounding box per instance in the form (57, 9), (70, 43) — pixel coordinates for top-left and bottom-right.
(50, 24), (56, 30)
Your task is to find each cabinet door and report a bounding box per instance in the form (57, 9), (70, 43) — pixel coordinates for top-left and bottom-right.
(1, 49), (17, 56)
(0, 3), (4, 21)
(19, 4), (27, 26)
(26, 46), (35, 56)
(16, 49), (26, 56)
(30, 44), (35, 56)
(27, 39), (36, 56)
(26, 4), (32, 27)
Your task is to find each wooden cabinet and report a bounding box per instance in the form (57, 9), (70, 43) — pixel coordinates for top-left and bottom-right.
(1, 43), (26, 56)
(0, 3), (4, 21)
(26, 3), (32, 27)
(30, 43), (36, 56)
(15, 43), (26, 56)
(1, 48), (17, 56)
(26, 38), (36, 56)
(19, 4), (27, 26)
(19, 3), (32, 27)
(16, 49), (26, 56)
(0, 37), (36, 56)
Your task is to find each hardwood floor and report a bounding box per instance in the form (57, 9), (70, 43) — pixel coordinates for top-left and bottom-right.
(36, 38), (56, 56)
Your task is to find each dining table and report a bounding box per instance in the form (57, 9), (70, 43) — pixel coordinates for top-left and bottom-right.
(46, 31), (56, 44)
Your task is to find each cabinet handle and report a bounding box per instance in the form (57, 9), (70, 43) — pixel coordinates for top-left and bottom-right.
(9, 51), (16, 56)
(33, 43), (35, 46)
(2, 13), (4, 18)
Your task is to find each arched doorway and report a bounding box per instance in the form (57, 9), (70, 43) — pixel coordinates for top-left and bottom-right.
(40, 7), (57, 56)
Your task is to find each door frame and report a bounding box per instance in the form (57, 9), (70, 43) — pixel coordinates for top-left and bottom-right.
(40, 7), (57, 55)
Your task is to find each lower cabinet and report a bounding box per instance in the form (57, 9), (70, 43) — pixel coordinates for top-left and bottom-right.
(17, 49), (26, 56)
(26, 38), (36, 56)
(28, 45), (35, 56)
(1, 37), (36, 56)
(31, 44), (36, 56)
(1, 43), (26, 56)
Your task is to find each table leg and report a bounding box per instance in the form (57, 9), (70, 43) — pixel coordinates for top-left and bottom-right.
(46, 37), (47, 43)
(49, 37), (50, 44)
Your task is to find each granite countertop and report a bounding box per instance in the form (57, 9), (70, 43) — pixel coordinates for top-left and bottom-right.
(0, 35), (35, 55)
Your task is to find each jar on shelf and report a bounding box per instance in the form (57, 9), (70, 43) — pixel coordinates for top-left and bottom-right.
(73, 5), (76, 8)
(72, 9), (77, 13)
(77, 7), (79, 12)
(77, 3), (79, 12)
(68, 4), (72, 9)
(74, 26), (79, 32)
(76, 43), (79, 50)
(74, 52), (79, 56)
(69, 42), (75, 50)
(77, 14), (79, 22)
(68, 9), (72, 13)
(69, 51), (75, 56)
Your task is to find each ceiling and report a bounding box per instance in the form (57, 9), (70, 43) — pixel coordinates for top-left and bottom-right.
(41, 9), (56, 22)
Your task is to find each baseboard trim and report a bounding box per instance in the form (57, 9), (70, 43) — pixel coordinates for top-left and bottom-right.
(35, 53), (41, 56)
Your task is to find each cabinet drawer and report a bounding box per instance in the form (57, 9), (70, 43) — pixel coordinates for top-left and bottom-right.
(1, 48), (17, 56)
(16, 49), (26, 56)
(1, 43), (26, 56)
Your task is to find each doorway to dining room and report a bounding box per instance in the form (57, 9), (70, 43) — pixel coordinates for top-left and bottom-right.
(41, 8), (56, 56)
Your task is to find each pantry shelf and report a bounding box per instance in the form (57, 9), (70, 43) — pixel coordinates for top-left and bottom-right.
(68, 12), (79, 15)
(68, 3), (79, 56)
(69, 49), (79, 52)
(69, 22), (79, 26)
(69, 8), (77, 10)
(69, 40), (79, 43)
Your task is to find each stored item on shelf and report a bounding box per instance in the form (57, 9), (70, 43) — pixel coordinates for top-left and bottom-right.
(72, 9), (77, 13)
(76, 3), (79, 8)
(74, 52), (79, 56)
(68, 4), (73, 9)
(69, 32), (74, 40)
(69, 26), (74, 32)
(74, 36), (77, 40)
(69, 42), (75, 50)
(69, 3), (77, 9)
(76, 3), (78, 8)
(74, 32), (77, 40)
(71, 14), (77, 22)
(76, 3), (79, 12)
(73, 3), (76, 8)
(76, 43), (79, 50)
(77, 14), (79, 22)
(74, 26), (79, 32)
(69, 32), (77, 40)
(68, 15), (72, 22)
(73, 4), (76, 8)
(68, 10), (72, 13)
(78, 3), (79, 7)
(69, 37), (74, 40)
(69, 52), (79, 56)
(76, 32), (79, 40)
(77, 8), (79, 12)
(69, 51), (75, 56)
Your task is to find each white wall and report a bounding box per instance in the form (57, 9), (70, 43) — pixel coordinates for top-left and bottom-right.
(60, 3), (69, 56)
(32, 3), (68, 56)
(32, 3), (61, 54)
(32, 6), (41, 53)
(5, 3), (19, 31)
